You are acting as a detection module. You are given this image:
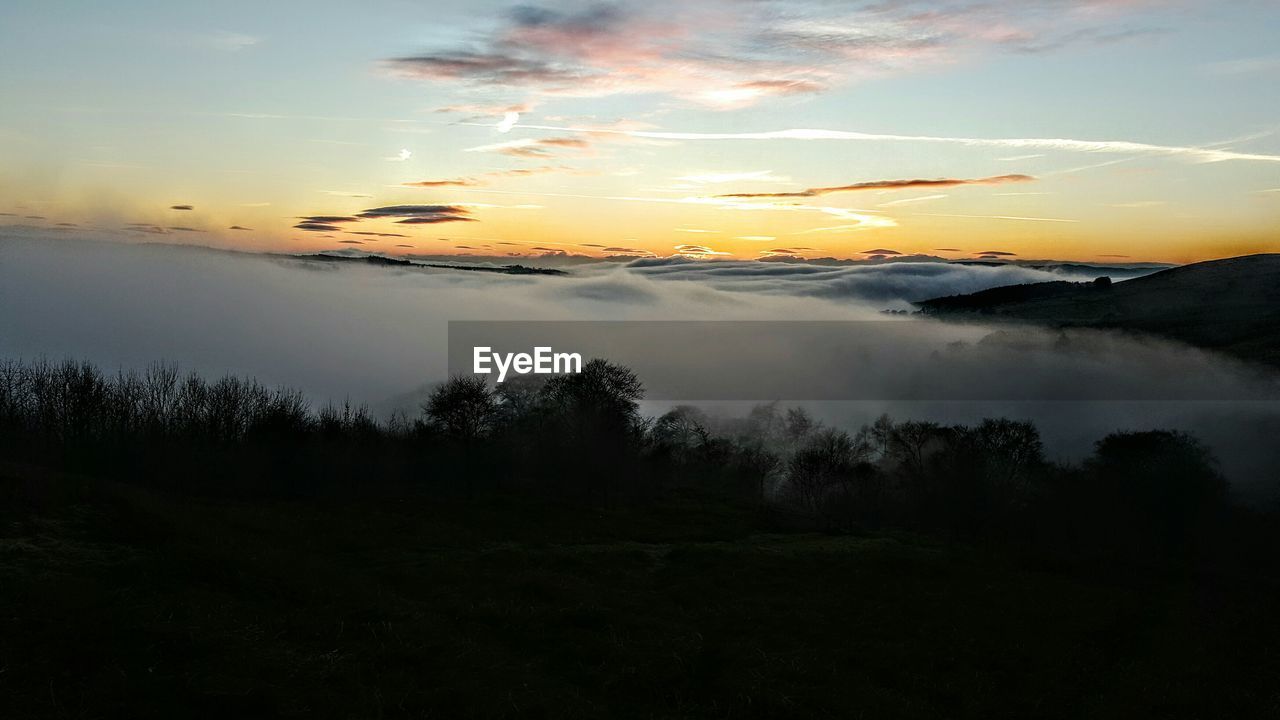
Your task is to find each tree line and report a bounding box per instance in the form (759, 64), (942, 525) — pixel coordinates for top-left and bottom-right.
(0, 356), (1237, 563)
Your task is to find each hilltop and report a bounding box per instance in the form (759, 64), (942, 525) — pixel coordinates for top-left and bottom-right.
(916, 254), (1280, 367)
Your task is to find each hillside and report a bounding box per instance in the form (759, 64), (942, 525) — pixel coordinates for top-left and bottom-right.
(915, 254), (1280, 367)
(4, 463), (1280, 719)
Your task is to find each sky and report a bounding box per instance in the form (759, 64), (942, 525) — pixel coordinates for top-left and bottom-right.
(2, 0), (1279, 263)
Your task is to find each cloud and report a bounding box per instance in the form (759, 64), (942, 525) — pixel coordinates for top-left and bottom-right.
(719, 174), (1034, 199)
(204, 31), (262, 52)
(758, 248), (807, 260)
(229, 225), (253, 231)
(294, 222), (344, 232)
(398, 216), (476, 225)
(496, 111), (520, 133)
(879, 194), (948, 207)
(403, 178), (481, 188)
(436, 102), (534, 115)
(601, 246), (655, 257)
(298, 215), (359, 223)
(674, 244), (731, 258)
(386, 1), (1160, 108)
(861, 249), (902, 255)
(170, 205), (193, 210)
(465, 136), (591, 158)
(125, 223), (167, 234)
(516, 122), (1280, 164)
(977, 250), (1017, 256)
(356, 205), (476, 224)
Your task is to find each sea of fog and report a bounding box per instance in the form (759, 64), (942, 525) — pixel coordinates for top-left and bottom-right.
(3, 230), (1278, 498)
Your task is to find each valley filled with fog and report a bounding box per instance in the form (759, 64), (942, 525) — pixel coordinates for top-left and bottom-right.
(3, 230), (1278, 497)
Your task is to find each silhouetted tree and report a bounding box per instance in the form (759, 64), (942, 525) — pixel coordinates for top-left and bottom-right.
(1085, 430), (1227, 558)
(783, 406), (817, 445)
(423, 376), (496, 440)
(785, 429), (879, 526)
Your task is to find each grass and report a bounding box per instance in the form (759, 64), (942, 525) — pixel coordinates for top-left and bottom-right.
(2, 463), (1278, 719)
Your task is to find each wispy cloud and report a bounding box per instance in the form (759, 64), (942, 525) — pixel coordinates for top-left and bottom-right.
(758, 248), (807, 259)
(718, 174), (1033, 198)
(203, 31), (262, 52)
(386, 1), (1158, 108)
(514, 123), (1280, 164)
(464, 136), (590, 158)
(879, 194), (949, 207)
(294, 222), (346, 232)
(674, 244), (732, 258)
(357, 205), (476, 224)
(436, 102), (535, 116)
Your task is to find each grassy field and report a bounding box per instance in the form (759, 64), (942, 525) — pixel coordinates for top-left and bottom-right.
(2, 463), (1278, 719)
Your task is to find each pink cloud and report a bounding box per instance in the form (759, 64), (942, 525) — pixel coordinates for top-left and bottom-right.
(387, 1), (1161, 108)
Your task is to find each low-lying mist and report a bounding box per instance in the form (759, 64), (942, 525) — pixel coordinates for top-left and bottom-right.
(3, 230), (1277, 497)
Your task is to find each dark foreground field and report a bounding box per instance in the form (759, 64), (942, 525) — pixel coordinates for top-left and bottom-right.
(3, 463), (1278, 719)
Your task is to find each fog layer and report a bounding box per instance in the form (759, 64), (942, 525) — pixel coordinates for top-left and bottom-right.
(3, 231), (1277, 496)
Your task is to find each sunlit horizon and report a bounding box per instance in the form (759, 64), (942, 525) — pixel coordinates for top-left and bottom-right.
(2, 0), (1278, 264)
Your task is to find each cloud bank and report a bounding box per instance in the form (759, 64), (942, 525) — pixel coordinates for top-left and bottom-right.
(3, 230), (1277, 495)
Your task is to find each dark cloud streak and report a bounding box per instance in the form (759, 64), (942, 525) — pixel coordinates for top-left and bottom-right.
(719, 174), (1035, 198)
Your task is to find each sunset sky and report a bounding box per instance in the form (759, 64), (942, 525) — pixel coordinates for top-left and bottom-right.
(2, 0), (1278, 263)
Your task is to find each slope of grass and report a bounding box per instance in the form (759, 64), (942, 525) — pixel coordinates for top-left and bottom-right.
(2, 463), (1277, 719)
(916, 253), (1280, 367)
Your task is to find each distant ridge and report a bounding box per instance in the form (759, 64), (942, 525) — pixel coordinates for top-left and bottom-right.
(290, 252), (566, 276)
(915, 254), (1280, 367)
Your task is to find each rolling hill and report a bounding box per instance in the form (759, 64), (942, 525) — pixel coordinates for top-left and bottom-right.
(915, 253), (1280, 367)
